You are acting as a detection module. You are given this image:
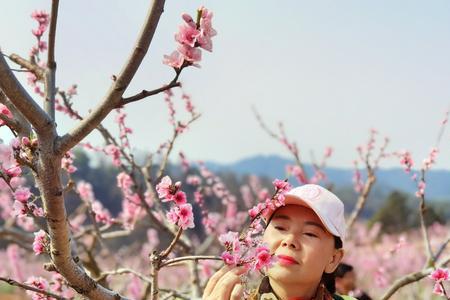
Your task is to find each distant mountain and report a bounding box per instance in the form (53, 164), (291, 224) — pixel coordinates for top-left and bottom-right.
(205, 154), (450, 201)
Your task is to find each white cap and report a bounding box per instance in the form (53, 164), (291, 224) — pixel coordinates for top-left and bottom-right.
(267, 184), (346, 240)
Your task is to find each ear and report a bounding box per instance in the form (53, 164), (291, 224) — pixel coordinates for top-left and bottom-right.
(324, 248), (344, 274)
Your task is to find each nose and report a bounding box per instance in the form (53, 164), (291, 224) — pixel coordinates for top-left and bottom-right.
(281, 234), (299, 249)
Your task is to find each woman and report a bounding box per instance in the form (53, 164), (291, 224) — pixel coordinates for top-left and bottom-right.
(203, 184), (357, 300)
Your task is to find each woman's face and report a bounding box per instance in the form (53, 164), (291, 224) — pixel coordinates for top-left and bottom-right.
(263, 205), (343, 287)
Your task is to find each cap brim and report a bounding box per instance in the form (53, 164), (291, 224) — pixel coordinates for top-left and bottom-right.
(264, 194), (341, 238)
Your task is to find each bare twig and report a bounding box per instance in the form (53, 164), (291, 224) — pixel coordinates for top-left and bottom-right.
(160, 255), (222, 268)
(346, 171), (376, 229)
(119, 81), (181, 107)
(155, 114), (201, 183)
(0, 277), (70, 300)
(0, 51), (52, 132)
(44, 0), (59, 120)
(8, 53), (45, 79)
(96, 268), (153, 284)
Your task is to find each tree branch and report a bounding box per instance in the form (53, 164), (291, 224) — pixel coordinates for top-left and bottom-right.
(56, 0), (166, 155)
(0, 50), (52, 132)
(44, 0), (60, 120)
(346, 171), (376, 230)
(160, 255), (222, 268)
(0, 277), (69, 300)
(8, 53), (45, 80)
(381, 253), (450, 299)
(119, 81), (181, 107)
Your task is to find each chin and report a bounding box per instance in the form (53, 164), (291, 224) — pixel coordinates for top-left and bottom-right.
(267, 265), (300, 281)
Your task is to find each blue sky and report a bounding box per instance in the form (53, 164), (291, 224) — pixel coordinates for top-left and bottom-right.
(1, 1), (450, 169)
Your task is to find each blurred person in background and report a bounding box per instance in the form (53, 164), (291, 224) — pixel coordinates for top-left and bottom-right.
(335, 263), (372, 300)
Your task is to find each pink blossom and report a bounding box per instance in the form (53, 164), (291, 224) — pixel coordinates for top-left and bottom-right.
(14, 187), (31, 203)
(6, 166), (22, 177)
(77, 181), (94, 202)
(32, 230), (47, 255)
(398, 150), (414, 173)
(12, 200), (27, 217)
(173, 191), (187, 205)
(177, 44), (202, 63)
(430, 268), (450, 282)
(62, 150), (77, 173)
(177, 203), (195, 229)
(156, 175), (179, 200)
(182, 13), (196, 28)
(272, 179), (291, 192)
(423, 147), (438, 170)
(175, 24), (200, 47)
(25, 276), (50, 300)
(163, 51), (184, 68)
(7, 244), (24, 281)
(67, 84), (77, 97)
(324, 146), (333, 158)
(31, 11), (50, 26)
(199, 7), (217, 38)
(221, 252), (238, 265)
(38, 40), (47, 51)
(219, 231), (239, 249)
(415, 180), (426, 198)
(0, 104), (13, 125)
(166, 203), (195, 230)
(92, 201), (112, 225)
(117, 172), (134, 191)
(433, 282), (444, 296)
(186, 175), (201, 186)
(255, 246), (272, 271)
(197, 34), (213, 52)
(104, 144), (121, 166)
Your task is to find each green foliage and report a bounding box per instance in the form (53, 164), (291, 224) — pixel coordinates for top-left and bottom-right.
(369, 190), (445, 233)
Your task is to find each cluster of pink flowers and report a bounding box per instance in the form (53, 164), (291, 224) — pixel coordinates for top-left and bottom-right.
(163, 7), (216, 69)
(115, 109), (133, 149)
(156, 176), (194, 230)
(0, 104), (13, 126)
(12, 187), (43, 219)
(423, 147), (438, 170)
(219, 231), (273, 272)
(429, 268), (449, 296)
(117, 172), (143, 230)
(104, 144), (122, 167)
(27, 11), (50, 97)
(30, 10), (49, 56)
(31, 10), (49, 39)
(278, 123), (299, 157)
(219, 179), (292, 275)
(25, 276), (51, 300)
(248, 179), (291, 219)
(352, 161), (364, 193)
(286, 165), (307, 184)
(61, 150), (77, 174)
(55, 85), (80, 120)
(32, 229), (48, 255)
(398, 150), (414, 173)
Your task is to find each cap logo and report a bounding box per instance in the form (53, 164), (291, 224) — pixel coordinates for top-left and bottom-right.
(300, 185), (321, 200)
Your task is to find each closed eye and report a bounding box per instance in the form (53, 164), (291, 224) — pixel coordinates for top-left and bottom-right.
(274, 226), (286, 231)
(304, 232), (318, 238)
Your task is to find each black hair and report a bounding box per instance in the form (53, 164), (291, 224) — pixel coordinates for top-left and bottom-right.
(335, 262), (354, 278)
(321, 236), (343, 294)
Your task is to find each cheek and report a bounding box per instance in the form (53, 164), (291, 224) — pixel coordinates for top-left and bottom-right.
(262, 228), (279, 252)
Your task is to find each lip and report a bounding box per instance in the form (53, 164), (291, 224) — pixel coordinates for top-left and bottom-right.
(277, 255), (299, 265)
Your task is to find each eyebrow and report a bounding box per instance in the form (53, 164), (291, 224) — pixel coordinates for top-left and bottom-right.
(271, 214), (326, 232)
